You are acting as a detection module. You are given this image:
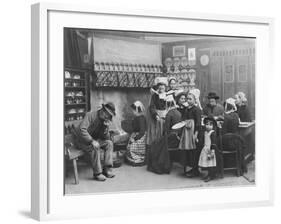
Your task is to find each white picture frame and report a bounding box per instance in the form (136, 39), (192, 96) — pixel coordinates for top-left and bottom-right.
(31, 2), (275, 221)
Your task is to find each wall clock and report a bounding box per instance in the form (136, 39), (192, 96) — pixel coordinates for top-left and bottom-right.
(200, 54), (209, 66)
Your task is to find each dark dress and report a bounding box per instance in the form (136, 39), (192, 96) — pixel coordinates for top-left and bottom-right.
(222, 112), (240, 135)
(147, 108), (182, 174)
(149, 93), (166, 119)
(181, 105), (202, 171)
(203, 104), (224, 117)
(177, 105), (186, 118)
(182, 105), (202, 134)
(146, 93), (167, 145)
(236, 104), (252, 122)
(165, 109), (182, 148)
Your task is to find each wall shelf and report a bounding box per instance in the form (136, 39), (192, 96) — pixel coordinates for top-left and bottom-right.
(64, 67), (91, 132)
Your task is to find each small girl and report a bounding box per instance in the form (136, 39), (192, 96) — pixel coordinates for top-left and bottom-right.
(198, 117), (218, 182)
(126, 101), (147, 166)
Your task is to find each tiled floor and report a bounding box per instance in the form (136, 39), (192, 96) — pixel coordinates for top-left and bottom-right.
(65, 161), (255, 195)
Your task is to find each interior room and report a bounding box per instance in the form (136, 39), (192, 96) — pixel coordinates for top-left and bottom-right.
(64, 28), (255, 194)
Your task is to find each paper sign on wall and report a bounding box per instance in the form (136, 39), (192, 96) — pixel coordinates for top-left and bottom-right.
(188, 48), (196, 66)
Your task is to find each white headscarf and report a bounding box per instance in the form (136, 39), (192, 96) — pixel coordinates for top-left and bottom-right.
(131, 100), (145, 115)
(188, 88), (202, 110)
(236, 92), (247, 104)
(225, 98), (237, 113)
(166, 94), (177, 111)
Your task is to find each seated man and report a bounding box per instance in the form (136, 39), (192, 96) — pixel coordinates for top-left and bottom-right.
(72, 102), (116, 181)
(203, 92), (224, 118)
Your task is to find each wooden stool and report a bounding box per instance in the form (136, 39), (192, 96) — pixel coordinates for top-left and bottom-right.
(65, 134), (85, 184)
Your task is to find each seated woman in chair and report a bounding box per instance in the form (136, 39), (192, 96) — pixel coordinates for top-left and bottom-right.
(222, 98), (240, 135)
(234, 92), (252, 122)
(220, 98), (247, 175)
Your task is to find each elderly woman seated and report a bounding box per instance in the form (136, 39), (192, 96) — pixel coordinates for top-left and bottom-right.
(234, 92), (252, 122)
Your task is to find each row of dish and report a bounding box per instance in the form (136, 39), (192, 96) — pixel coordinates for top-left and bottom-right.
(65, 114), (84, 121)
(65, 80), (85, 87)
(94, 62), (162, 73)
(65, 71), (83, 79)
(65, 97), (84, 105)
(66, 108), (86, 114)
(65, 91), (84, 97)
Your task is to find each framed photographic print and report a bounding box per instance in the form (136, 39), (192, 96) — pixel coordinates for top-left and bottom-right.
(173, 45), (186, 57)
(31, 2), (274, 221)
(188, 47), (196, 66)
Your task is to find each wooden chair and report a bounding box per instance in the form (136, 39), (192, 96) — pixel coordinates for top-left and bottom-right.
(65, 134), (85, 184)
(217, 133), (245, 178)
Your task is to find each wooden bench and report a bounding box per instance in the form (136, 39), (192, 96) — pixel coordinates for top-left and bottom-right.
(65, 134), (85, 184)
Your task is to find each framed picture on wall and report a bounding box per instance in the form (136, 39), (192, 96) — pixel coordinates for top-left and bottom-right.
(31, 2), (274, 221)
(173, 45), (186, 57)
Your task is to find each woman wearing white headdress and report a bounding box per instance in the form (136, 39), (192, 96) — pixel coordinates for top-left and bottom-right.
(221, 98), (240, 135)
(188, 88), (202, 110)
(234, 92), (252, 122)
(221, 98), (247, 174)
(126, 101), (147, 166)
(146, 77), (168, 146)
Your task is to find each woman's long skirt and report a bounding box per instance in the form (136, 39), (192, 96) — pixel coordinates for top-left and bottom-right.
(145, 109), (166, 146)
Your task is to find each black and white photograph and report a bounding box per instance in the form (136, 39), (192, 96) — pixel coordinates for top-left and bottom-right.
(63, 28), (256, 195)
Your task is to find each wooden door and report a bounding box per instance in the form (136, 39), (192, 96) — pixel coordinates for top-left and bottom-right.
(249, 48), (255, 119)
(210, 53), (223, 100)
(223, 52), (236, 100)
(235, 53), (250, 102)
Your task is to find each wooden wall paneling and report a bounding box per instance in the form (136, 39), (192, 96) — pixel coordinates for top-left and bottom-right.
(223, 51), (236, 100)
(198, 68), (209, 105)
(249, 50), (256, 119)
(235, 54), (250, 99)
(210, 51), (223, 100)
